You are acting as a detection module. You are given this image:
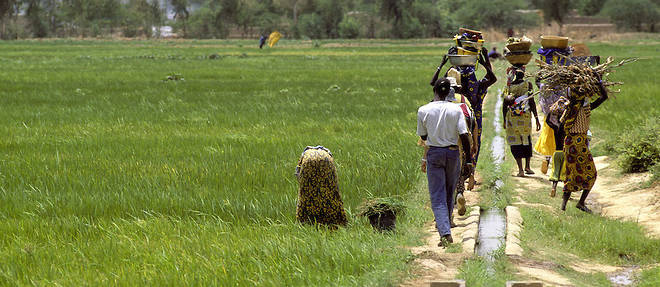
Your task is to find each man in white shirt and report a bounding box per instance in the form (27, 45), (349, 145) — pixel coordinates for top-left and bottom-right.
(417, 78), (473, 246)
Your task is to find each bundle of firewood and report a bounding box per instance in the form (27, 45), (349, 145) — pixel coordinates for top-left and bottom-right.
(534, 56), (637, 99)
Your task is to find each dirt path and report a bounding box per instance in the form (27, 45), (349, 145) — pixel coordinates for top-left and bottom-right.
(508, 148), (658, 285)
(508, 156), (623, 286)
(400, 175), (482, 286)
(590, 156), (660, 238)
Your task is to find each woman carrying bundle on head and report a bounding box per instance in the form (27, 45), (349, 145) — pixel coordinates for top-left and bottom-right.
(535, 36), (573, 196)
(503, 71), (541, 177)
(549, 83), (608, 213)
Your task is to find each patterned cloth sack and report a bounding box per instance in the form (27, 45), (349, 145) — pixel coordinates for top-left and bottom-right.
(295, 146), (348, 226)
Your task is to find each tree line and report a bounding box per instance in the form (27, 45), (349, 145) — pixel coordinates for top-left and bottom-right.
(0, 0), (657, 40)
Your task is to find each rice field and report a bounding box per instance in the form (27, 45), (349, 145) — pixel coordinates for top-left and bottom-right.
(0, 38), (657, 285)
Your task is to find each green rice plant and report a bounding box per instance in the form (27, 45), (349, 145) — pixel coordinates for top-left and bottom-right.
(639, 266), (660, 287)
(0, 38), (453, 285)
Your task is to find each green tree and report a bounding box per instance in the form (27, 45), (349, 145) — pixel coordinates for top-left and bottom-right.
(171, 0), (190, 35)
(26, 0), (49, 37)
(455, 0), (537, 31)
(380, 0), (428, 38)
(412, 0), (455, 37)
(531, 0), (572, 34)
(318, 0), (343, 38)
(577, 0), (607, 16)
(187, 0), (227, 38)
(338, 16), (359, 38)
(298, 12), (323, 38)
(603, 0), (659, 32)
(0, 0), (19, 39)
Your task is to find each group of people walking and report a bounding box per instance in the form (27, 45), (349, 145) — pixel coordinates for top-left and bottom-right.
(417, 38), (609, 246)
(417, 47), (496, 246)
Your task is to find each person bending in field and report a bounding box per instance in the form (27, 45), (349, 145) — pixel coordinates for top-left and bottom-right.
(430, 47), (497, 188)
(550, 83), (608, 213)
(418, 78), (472, 247)
(295, 146), (348, 226)
(503, 71), (541, 177)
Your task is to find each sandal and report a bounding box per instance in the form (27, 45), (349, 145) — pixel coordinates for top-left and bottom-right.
(576, 204), (593, 214)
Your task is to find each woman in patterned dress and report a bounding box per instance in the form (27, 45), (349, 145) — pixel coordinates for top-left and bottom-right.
(295, 146), (348, 226)
(550, 83), (608, 213)
(503, 71), (541, 177)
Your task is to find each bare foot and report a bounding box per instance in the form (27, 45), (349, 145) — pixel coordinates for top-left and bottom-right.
(550, 188), (556, 198)
(517, 171), (525, 177)
(525, 169), (535, 175)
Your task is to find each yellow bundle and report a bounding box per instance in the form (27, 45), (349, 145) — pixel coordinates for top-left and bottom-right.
(267, 31), (282, 47)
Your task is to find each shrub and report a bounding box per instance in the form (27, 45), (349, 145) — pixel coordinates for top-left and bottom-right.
(609, 118), (660, 173)
(577, 0), (607, 16)
(338, 17), (360, 39)
(298, 13), (324, 39)
(603, 0), (659, 32)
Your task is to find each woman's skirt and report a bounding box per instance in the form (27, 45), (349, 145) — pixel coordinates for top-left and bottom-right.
(549, 151), (566, 182)
(534, 122), (555, 156)
(563, 133), (597, 192)
(510, 142), (533, 159)
(296, 147), (348, 226)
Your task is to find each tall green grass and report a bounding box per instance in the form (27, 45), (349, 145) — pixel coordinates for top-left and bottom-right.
(0, 39), (447, 285)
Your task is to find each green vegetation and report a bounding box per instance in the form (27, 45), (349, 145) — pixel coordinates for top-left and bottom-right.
(604, 117), (659, 173)
(0, 37), (657, 285)
(603, 0), (659, 32)
(639, 266), (660, 287)
(458, 247), (516, 286)
(0, 39), (444, 285)
(3, 0), (658, 40)
(520, 207), (660, 265)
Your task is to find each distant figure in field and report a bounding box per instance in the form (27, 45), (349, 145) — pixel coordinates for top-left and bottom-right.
(488, 47), (502, 60)
(259, 35), (267, 49)
(295, 146), (348, 226)
(417, 78), (473, 247)
(507, 28), (514, 38)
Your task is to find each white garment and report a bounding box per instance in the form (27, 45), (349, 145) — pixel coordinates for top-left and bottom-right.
(417, 101), (468, 147)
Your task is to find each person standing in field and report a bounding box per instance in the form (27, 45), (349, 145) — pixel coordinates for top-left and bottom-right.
(503, 71), (541, 176)
(295, 146), (348, 226)
(550, 83), (608, 213)
(418, 78), (473, 246)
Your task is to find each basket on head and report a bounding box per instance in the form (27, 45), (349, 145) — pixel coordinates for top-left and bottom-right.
(459, 27), (483, 39)
(460, 39), (484, 51)
(541, 36), (569, 49)
(457, 47), (479, 55)
(448, 54), (477, 67)
(504, 47), (532, 65)
(506, 41), (532, 52)
(505, 53), (533, 65)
